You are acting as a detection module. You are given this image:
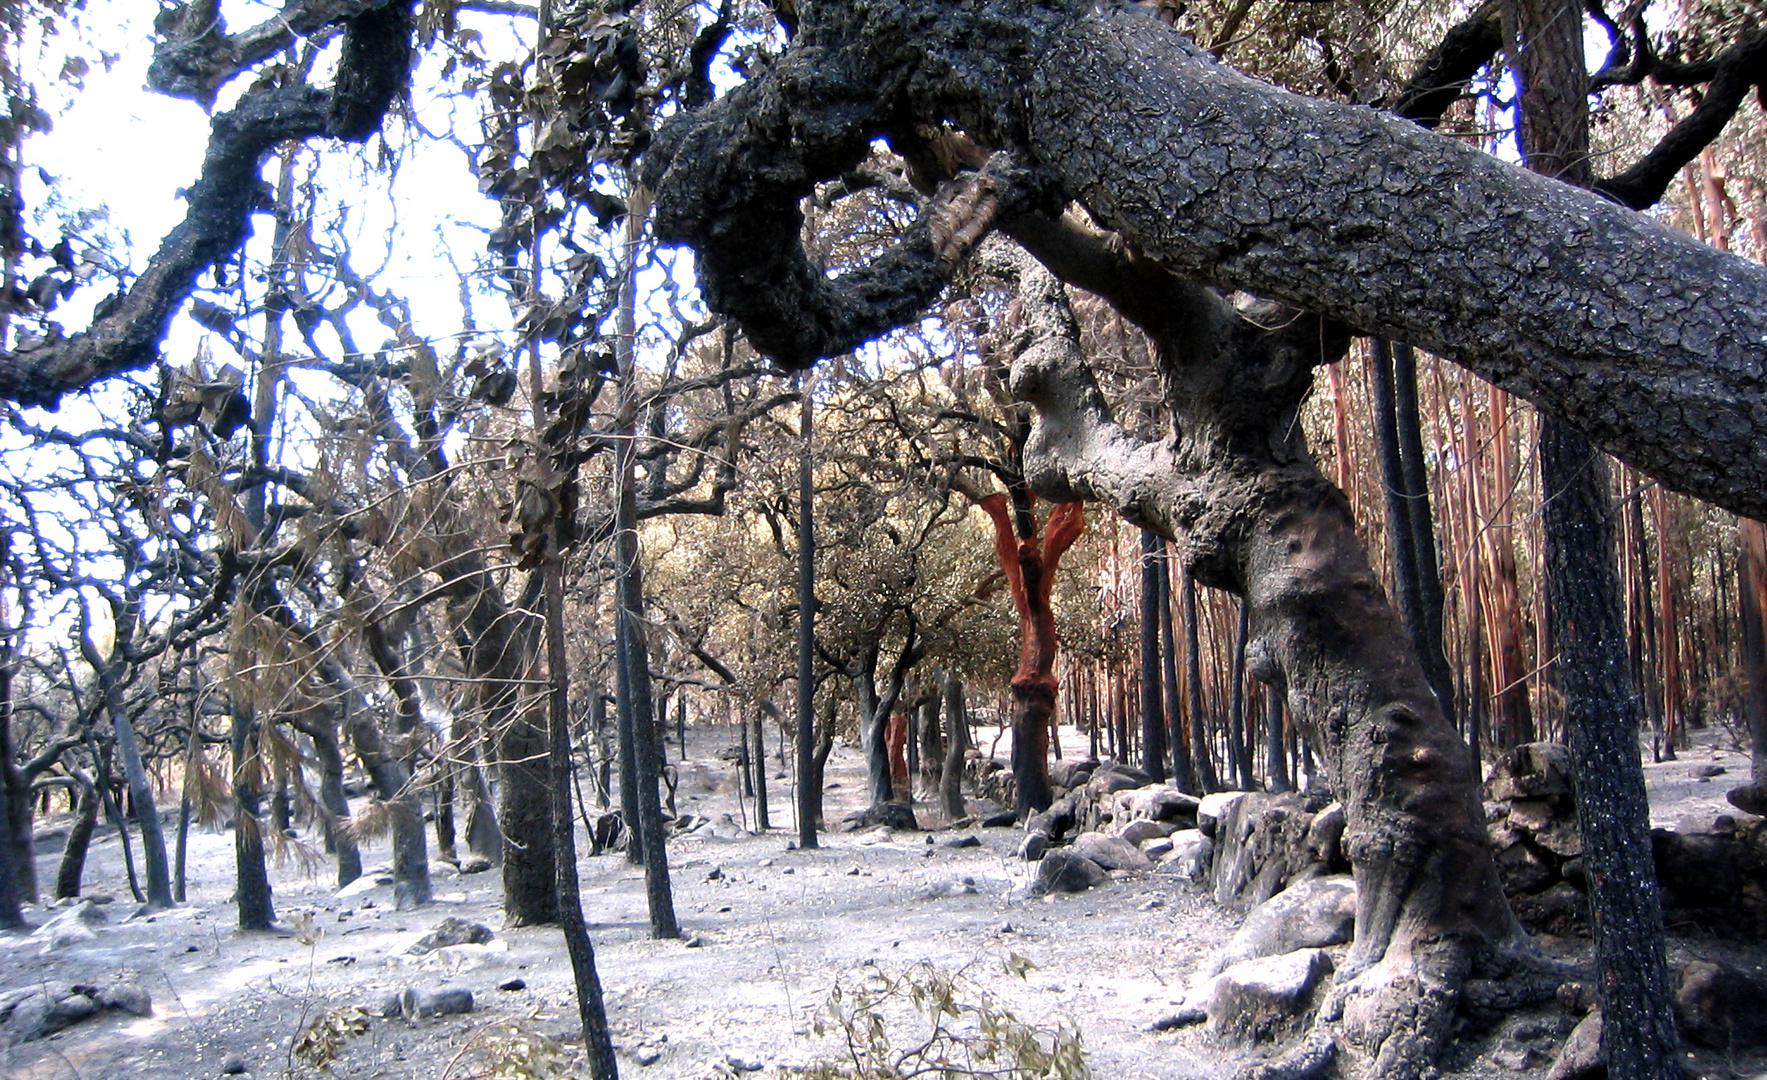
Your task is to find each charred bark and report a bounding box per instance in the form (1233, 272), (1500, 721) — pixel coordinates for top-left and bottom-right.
(1139, 528), (1168, 780)
(648, 0), (1767, 522)
(54, 775), (99, 901)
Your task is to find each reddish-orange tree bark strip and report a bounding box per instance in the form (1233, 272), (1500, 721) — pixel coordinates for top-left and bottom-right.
(971, 492), (1086, 814)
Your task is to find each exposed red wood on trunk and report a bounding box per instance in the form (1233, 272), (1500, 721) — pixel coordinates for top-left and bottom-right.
(974, 492), (1084, 814)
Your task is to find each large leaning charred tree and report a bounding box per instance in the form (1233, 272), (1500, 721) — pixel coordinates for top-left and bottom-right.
(642, 1), (1767, 1074)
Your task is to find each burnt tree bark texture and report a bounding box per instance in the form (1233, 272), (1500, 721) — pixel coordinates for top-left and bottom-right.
(1506, 0), (1681, 1075)
(646, 0), (1767, 523)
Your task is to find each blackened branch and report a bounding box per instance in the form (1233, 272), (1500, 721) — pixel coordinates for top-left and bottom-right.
(1595, 28), (1767, 210)
(0, 4), (414, 409)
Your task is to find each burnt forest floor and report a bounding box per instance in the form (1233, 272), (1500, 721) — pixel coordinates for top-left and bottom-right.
(2, 722), (1764, 1080)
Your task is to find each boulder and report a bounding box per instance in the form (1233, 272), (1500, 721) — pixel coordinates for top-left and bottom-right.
(1033, 850), (1111, 894)
(1651, 819), (1767, 937)
(1511, 882), (1587, 935)
(1159, 830), (1214, 882)
(1204, 949), (1333, 1046)
(1493, 838), (1558, 897)
(1112, 785), (1201, 827)
(1210, 875), (1357, 975)
(1210, 793), (1335, 909)
(408, 917), (494, 955)
(396, 986), (474, 1018)
(1118, 818), (1178, 846)
(1674, 958), (1767, 1050)
(1071, 831), (1153, 872)
(1086, 767), (1151, 802)
(1196, 792), (1247, 838)
(1049, 759), (1098, 789)
(1019, 832), (1049, 861)
(1301, 802), (1346, 866)
(1024, 794), (1077, 842)
(1729, 783), (1767, 817)
(94, 982), (153, 1018)
(1486, 742), (1575, 801)
(1141, 837), (1175, 860)
(1546, 1011), (1603, 1080)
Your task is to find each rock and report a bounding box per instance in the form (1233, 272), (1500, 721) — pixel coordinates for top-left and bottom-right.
(1546, 1010), (1603, 1080)
(919, 877), (978, 899)
(1729, 783), (1767, 817)
(221, 1054), (249, 1075)
(942, 834), (981, 849)
(1118, 819), (1178, 846)
(981, 811), (1018, 828)
(1487, 742), (1575, 801)
(1301, 802), (1345, 866)
(1204, 949), (1333, 1046)
(401, 986), (474, 1018)
(428, 860), (461, 879)
(336, 874), (387, 899)
(1142, 838), (1174, 860)
(1072, 831), (1153, 871)
(1086, 768), (1150, 801)
(1210, 793), (1327, 908)
(1025, 794), (1077, 841)
(94, 982), (152, 1017)
(1490, 1039), (1540, 1071)
(1159, 831), (1214, 882)
(1049, 760), (1098, 789)
(36, 918), (97, 953)
(408, 917), (494, 955)
(1493, 838), (1558, 897)
(1651, 820), (1767, 937)
(499, 978), (527, 992)
(699, 812), (753, 840)
(1674, 958), (1767, 1050)
(634, 1045), (664, 1066)
(459, 856), (494, 874)
(1210, 875), (1357, 974)
(1512, 881), (1587, 934)
(725, 1053), (765, 1072)
(1691, 763), (1727, 779)
(1196, 792), (1247, 838)
(1112, 785), (1200, 828)
(1019, 832), (1049, 861)
(1033, 850), (1111, 894)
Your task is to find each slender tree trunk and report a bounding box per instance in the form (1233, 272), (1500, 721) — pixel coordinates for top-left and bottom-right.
(1161, 547), (1192, 792)
(751, 715), (770, 830)
(230, 704), (276, 930)
(796, 374), (819, 849)
(111, 708), (173, 909)
(940, 672), (969, 821)
(1181, 570), (1219, 793)
(1394, 343), (1455, 719)
(359, 622), (435, 911)
(310, 717), (362, 887)
(614, 184), (679, 938)
(1506, 1), (1681, 1073)
(1737, 519), (1767, 810)
(0, 596), (33, 912)
(1229, 600), (1255, 790)
(55, 776), (99, 900)
(1265, 684), (1291, 792)
(1139, 529), (1168, 780)
(917, 684), (943, 793)
(969, 493), (1083, 817)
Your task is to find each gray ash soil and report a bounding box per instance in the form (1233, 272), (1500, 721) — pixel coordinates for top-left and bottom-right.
(0, 724), (1760, 1080)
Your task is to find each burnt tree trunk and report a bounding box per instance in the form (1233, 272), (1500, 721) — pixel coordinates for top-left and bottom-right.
(1161, 547), (1193, 793)
(1139, 528), (1168, 780)
(986, 242), (1521, 1078)
(1737, 519), (1767, 813)
(940, 671), (969, 822)
(1506, 0), (1682, 1073)
(230, 703), (276, 931)
(1180, 570), (1219, 793)
(54, 775), (99, 900)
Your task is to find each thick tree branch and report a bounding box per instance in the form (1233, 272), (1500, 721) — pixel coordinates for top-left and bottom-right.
(0, 4), (413, 410)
